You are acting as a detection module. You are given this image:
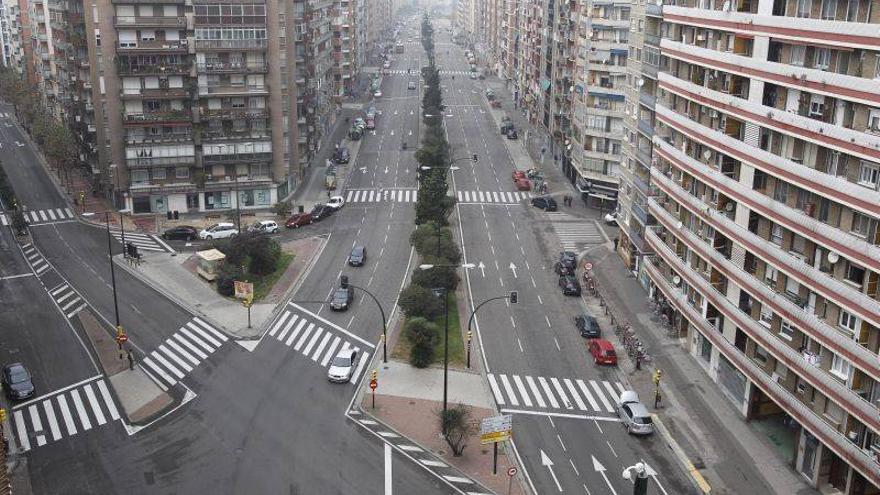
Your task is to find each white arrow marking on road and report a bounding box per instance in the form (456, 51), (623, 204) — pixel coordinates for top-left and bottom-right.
(390, 130), (395, 136)
(408, 130), (413, 136)
(478, 261), (486, 278)
(509, 262), (518, 278)
(384, 166), (389, 174)
(541, 450), (563, 492)
(592, 456), (618, 495)
(410, 110), (414, 115)
(385, 443), (393, 495)
(394, 110), (398, 115)
(360, 167), (367, 174)
(641, 460), (669, 495)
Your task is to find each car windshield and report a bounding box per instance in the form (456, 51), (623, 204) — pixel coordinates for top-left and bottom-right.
(8, 367), (30, 384)
(333, 289), (349, 301)
(352, 247), (363, 257)
(205, 223), (219, 231)
(633, 415), (653, 425)
(331, 356), (351, 367)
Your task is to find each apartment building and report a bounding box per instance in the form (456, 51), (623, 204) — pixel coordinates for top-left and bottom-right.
(644, 0), (880, 492)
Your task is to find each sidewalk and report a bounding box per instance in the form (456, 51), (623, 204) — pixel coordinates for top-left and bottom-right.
(582, 243), (818, 495)
(115, 235), (325, 340)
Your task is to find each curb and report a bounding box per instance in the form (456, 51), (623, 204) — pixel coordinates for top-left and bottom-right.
(652, 415), (712, 494)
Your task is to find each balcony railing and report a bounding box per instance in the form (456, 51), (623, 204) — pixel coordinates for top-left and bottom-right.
(116, 62), (191, 75)
(646, 201), (880, 431)
(199, 84), (268, 95)
(644, 257), (880, 490)
(126, 155), (195, 168)
(122, 87), (190, 99)
(114, 15), (187, 28)
(198, 107), (268, 120)
(197, 62), (267, 73)
(193, 39), (267, 50)
(123, 110), (192, 124)
(116, 40), (187, 52)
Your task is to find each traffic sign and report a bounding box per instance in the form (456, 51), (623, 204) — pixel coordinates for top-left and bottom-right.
(507, 466), (518, 477)
(369, 379), (378, 390)
(480, 414), (512, 444)
(115, 334), (128, 344)
(583, 262), (593, 271)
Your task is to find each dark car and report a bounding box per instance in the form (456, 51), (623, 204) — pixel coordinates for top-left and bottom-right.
(285, 212), (313, 228)
(161, 225), (198, 241)
(531, 196), (558, 211)
(559, 274), (581, 296)
(506, 129), (518, 139)
(330, 286), (355, 311)
(555, 251), (578, 275)
(348, 246), (367, 266)
(575, 314), (601, 338)
(310, 204), (336, 222)
(333, 147), (351, 164)
(3, 363), (34, 400)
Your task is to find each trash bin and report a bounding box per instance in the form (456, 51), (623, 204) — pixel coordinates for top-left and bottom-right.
(167, 211), (173, 220)
(173, 210), (179, 220)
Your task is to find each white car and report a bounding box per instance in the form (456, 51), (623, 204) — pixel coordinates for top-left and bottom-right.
(327, 348), (359, 383)
(374, 90), (383, 97)
(199, 222), (239, 240)
(248, 220), (279, 234)
(617, 391), (654, 435)
(604, 211), (619, 225)
(326, 196), (345, 209)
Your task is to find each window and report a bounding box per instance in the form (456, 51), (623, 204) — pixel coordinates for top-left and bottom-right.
(844, 261), (866, 285)
(868, 109), (880, 132)
(760, 306), (774, 327)
(796, 0), (812, 17)
(789, 45), (806, 66)
(779, 320), (797, 340)
(773, 181), (788, 203)
(813, 49), (831, 70)
(858, 161), (880, 188)
(820, 0), (837, 19)
(850, 212), (876, 238)
(754, 343), (768, 364)
(839, 309), (859, 333)
(770, 223), (784, 246)
(809, 94), (826, 116)
(764, 264), (779, 285)
(130, 170), (149, 184)
(790, 233), (806, 254)
(830, 353), (850, 380)
(152, 168), (166, 180)
(175, 167), (190, 178)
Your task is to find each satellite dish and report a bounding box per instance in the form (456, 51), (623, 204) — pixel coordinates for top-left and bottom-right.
(827, 251), (840, 264)
(637, 79), (645, 87)
(703, 149), (712, 160)
(672, 276), (681, 286)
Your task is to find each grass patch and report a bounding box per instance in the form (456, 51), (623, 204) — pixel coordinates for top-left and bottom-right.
(249, 253), (294, 301)
(391, 291), (465, 366)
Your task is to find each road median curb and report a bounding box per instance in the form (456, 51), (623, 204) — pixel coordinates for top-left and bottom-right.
(652, 414), (712, 494)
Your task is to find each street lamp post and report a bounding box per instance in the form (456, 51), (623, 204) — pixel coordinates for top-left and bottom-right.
(418, 262), (475, 433)
(348, 282), (388, 364)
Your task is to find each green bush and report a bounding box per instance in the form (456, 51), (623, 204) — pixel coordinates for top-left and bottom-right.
(215, 264), (242, 297)
(411, 256), (458, 290)
(406, 317), (439, 368)
(398, 284), (444, 320)
(212, 231), (281, 276)
(409, 223), (461, 263)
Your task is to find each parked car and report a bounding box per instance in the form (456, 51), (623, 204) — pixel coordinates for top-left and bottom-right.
(326, 196), (346, 209)
(2, 363), (34, 400)
(330, 285), (355, 311)
(469, 72), (477, 79)
(555, 251), (578, 275)
(199, 222), (238, 240)
(588, 339), (618, 366)
(333, 147), (351, 164)
(327, 348), (359, 383)
(515, 178), (531, 191)
(408, 80), (417, 90)
(604, 211), (619, 225)
(310, 204), (335, 221)
(161, 225), (198, 241)
(558, 274), (581, 296)
(285, 213), (313, 228)
(383, 61), (392, 69)
(511, 170), (527, 182)
(506, 129), (518, 139)
(348, 246), (367, 266)
(374, 90), (383, 97)
(248, 220), (278, 234)
(531, 196), (558, 211)
(617, 391), (654, 435)
(575, 314), (601, 338)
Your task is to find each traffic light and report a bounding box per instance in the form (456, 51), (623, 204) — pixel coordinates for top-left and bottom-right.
(126, 242), (139, 259)
(467, 331), (473, 342)
(0, 408), (6, 423)
(509, 291), (518, 304)
(370, 370), (378, 381)
(340, 275), (349, 288)
(652, 369), (662, 386)
(472, 154), (478, 162)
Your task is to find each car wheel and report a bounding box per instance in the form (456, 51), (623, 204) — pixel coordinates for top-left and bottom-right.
(205, 235), (213, 240)
(594, 356), (599, 365)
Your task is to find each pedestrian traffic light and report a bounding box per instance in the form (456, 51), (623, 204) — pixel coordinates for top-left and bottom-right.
(653, 369), (662, 386)
(340, 275), (349, 288)
(0, 408), (6, 423)
(509, 291), (518, 304)
(370, 370), (378, 381)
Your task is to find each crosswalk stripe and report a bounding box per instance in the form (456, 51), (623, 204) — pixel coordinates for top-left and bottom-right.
(412, 191), (417, 202)
(538, 377), (559, 408)
(180, 327), (215, 354)
(616, 382), (626, 395)
(276, 314), (297, 341)
(64, 208), (73, 217)
(399, 444), (423, 452)
(591, 380), (614, 413)
(13, 410), (30, 451)
(151, 350), (185, 379)
(83, 384), (107, 425)
(603, 381), (620, 403)
(303, 327), (324, 356)
(28, 406), (46, 446)
(285, 318), (308, 346)
(28, 212), (38, 222)
(457, 191), (462, 201)
(499, 374), (519, 406)
(43, 401), (62, 441)
(487, 374), (505, 405)
(576, 379), (600, 411)
(186, 322), (222, 348)
(525, 376), (546, 408)
(142, 356), (177, 385)
(0, 214), (7, 226)
(512, 375), (532, 407)
(173, 332), (209, 360)
(69, 389), (92, 430)
(193, 317), (228, 341)
(550, 378), (573, 409)
(50, 284), (69, 296)
(294, 323), (315, 351)
(389, 190), (397, 202)
(47, 209), (57, 221)
(321, 336), (342, 366)
(492, 192), (499, 203)
(351, 350), (369, 383)
(96, 380), (121, 421)
(420, 459), (447, 467)
(312, 332), (332, 361)
(165, 338), (200, 367)
(57, 208), (67, 219)
(56, 290), (75, 304)
(159, 344), (194, 372)
(564, 379), (588, 411)
(56, 395), (77, 436)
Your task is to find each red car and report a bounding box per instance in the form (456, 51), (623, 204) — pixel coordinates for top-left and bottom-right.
(515, 178), (531, 191)
(588, 339), (618, 366)
(285, 212), (313, 228)
(512, 170), (527, 181)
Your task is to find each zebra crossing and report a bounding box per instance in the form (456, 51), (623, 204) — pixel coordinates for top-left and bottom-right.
(383, 69), (472, 76)
(110, 229), (170, 253)
(457, 190), (531, 204)
(487, 372), (625, 416)
(546, 212), (605, 251)
(264, 303), (373, 384)
(10, 376), (122, 452)
(140, 317), (228, 387)
(49, 283), (88, 319)
(0, 207), (75, 226)
(21, 243), (50, 276)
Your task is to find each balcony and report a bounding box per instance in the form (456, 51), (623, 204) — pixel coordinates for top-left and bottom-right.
(122, 87), (190, 99)
(114, 15), (187, 28)
(199, 107), (268, 120)
(193, 39), (267, 50)
(116, 40), (187, 54)
(644, 249), (880, 490)
(202, 152), (272, 165)
(639, 90), (656, 108)
(654, 103), (880, 219)
(116, 60), (190, 76)
(197, 62), (268, 74)
(126, 155), (195, 168)
(653, 136), (880, 274)
(199, 84), (268, 96)
(123, 109), (192, 125)
(650, 167), (880, 331)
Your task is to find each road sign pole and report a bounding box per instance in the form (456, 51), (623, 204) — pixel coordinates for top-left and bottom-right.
(506, 466), (517, 494)
(493, 442), (498, 475)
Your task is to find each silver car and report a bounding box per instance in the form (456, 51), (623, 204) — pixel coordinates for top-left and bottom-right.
(617, 391), (654, 435)
(327, 348), (358, 383)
